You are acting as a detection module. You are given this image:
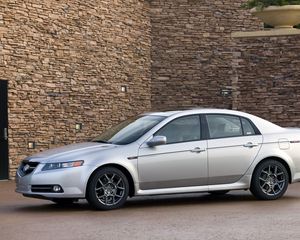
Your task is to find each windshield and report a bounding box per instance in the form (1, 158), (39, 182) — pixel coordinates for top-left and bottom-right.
(92, 115), (166, 145)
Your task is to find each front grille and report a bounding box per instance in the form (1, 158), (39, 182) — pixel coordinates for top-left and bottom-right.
(31, 185), (64, 193)
(18, 160), (39, 177)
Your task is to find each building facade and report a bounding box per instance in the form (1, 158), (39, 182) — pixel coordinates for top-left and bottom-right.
(0, 0), (300, 179)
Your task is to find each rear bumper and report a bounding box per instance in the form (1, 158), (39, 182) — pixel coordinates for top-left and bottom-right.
(292, 172), (300, 183)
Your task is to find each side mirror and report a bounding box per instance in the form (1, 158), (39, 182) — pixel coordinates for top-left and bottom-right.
(147, 136), (167, 147)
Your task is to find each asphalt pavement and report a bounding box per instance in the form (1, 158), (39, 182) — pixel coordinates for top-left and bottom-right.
(1, 181), (300, 240)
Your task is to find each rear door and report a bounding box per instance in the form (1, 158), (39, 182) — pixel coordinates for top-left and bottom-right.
(205, 114), (262, 185)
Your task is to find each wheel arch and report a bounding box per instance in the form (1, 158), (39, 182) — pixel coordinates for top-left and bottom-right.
(85, 163), (135, 198)
(253, 156), (292, 184)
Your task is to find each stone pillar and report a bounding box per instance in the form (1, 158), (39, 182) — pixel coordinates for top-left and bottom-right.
(232, 30), (300, 127)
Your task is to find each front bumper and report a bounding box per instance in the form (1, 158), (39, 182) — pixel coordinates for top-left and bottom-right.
(16, 164), (90, 199)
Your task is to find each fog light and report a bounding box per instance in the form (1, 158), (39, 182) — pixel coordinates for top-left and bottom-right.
(53, 185), (62, 192)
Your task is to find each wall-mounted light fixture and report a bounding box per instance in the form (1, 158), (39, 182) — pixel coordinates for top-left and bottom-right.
(50, 136), (56, 145)
(75, 123), (83, 131)
(121, 85), (128, 93)
(28, 141), (36, 149)
(220, 88), (232, 97)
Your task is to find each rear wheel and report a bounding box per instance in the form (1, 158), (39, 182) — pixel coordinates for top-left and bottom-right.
(86, 167), (129, 210)
(250, 160), (289, 200)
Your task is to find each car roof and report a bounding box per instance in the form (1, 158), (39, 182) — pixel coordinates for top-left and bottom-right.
(145, 108), (283, 134)
(146, 108), (249, 117)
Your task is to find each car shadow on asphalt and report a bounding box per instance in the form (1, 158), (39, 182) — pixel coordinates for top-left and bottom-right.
(11, 191), (299, 213)
(125, 192), (262, 209)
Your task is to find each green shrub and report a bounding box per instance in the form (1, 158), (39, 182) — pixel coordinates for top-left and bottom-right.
(242, 0), (300, 10)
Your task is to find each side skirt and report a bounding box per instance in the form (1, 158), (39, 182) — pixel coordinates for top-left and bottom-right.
(136, 175), (251, 196)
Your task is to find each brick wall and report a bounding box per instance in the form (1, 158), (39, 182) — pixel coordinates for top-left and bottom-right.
(150, 0), (260, 111)
(232, 35), (300, 127)
(0, 0), (151, 177)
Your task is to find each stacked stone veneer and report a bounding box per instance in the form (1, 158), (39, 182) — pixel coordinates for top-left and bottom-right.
(232, 35), (300, 127)
(150, 0), (261, 110)
(0, 0), (151, 177)
(1, 0), (300, 178)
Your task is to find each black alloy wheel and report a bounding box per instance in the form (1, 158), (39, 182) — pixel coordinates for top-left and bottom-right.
(87, 167), (129, 210)
(250, 160), (288, 200)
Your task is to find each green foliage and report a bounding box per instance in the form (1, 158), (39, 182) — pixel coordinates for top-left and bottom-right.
(264, 23), (300, 28)
(242, 0), (300, 10)
(293, 24), (300, 28)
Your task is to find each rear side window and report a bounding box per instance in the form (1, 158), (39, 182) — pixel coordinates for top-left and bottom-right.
(206, 115), (243, 139)
(241, 118), (256, 136)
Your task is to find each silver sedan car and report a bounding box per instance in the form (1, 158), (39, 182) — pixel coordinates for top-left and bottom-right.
(16, 109), (300, 210)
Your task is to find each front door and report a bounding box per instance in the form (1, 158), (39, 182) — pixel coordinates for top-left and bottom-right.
(0, 80), (9, 180)
(138, 115), (208, 190)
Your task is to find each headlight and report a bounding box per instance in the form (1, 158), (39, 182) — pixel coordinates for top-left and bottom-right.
(42, 160), (84, 171)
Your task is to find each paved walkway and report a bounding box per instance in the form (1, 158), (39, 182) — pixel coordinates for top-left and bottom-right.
(1, 181), (300, 240)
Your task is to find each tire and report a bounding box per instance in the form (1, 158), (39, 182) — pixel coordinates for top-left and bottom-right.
(86, 167), (129, 210)
(51, 198), (77, 205)
(250, 160), (289, 200)
(208, 190), (230, 196)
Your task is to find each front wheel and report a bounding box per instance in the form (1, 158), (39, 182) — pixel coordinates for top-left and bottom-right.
(250, 160), (289, 200)
(86, 167), (129, 210)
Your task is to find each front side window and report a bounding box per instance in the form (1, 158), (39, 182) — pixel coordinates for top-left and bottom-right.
(206, 115), (243, 139)
(92, 115), (166, 145)
(155, 115), (201, 144)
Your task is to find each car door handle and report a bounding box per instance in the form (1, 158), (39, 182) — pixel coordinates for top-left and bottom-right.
(2, 128), (8, 141)
(243, 142), (258, 148)
(190, 147), (206, 153)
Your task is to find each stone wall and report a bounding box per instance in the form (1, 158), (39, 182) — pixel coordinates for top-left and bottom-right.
(2, 0), (300, 178)
(232, 35), (300, 127)
(0, 0), (151, 177)
(150, 0), (261, 111)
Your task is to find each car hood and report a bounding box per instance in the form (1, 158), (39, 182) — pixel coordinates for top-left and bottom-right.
(25, 142), (117, 163)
